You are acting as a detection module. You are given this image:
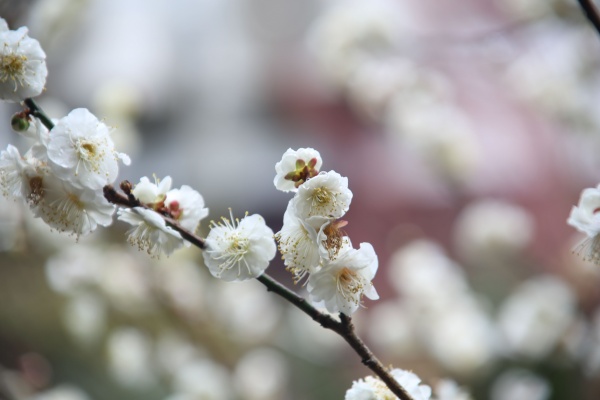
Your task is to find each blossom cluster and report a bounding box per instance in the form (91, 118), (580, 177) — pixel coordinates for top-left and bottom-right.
(345, 368), (472, 400)
(274, 148), (379, 315)
(117, 175), (209, 257)
(0, 19), (130, 238)
(0, 108), (130, 237)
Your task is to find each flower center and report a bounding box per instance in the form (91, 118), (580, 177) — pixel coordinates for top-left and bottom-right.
(228, 234), (249, 255)
(313, 187), (331, 204)
(337, 267), (365, 304)
(284, 158), (319, 188)
(27, 176), (44, 205)
(74, 138), (106, 174)
(0, 53), (27, 84)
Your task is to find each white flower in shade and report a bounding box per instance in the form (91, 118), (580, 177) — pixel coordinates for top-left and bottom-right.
(29, 384), (91, 400)
(568, 186), (600, 264)
(46, 108), (130, 190)
(307, 242), (379, 315)
(30, 173), (115, 237)
(118, 207), (184, 257)
(132, 175), (172, 206)
(345, 368), (431, 400)
(0, 144), (39, 199)
(165, 185), (209, 232)
(292, 170), (352, 220)
(274, 147), (322, 192)
(203, 211), (276, 282)
(275, 202), (324, 282)
(434, 379), (473, 400)
(497, 275), (576, 360)
(0, 18), (47, 102)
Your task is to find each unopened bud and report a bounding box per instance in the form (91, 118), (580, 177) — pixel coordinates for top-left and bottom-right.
(120, 180), (133, 195)
(11, 113), (30, 132)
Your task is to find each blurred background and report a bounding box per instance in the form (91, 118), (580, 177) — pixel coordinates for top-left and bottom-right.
(1, 0), (600, 399)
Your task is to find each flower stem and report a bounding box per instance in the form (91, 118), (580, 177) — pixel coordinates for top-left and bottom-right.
(23, 98), (54, 130)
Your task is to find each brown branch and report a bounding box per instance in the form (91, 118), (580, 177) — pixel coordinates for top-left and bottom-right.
(103, 184), (207, 249)
(255, 274), (414, 400)
(578, 0), (600, 39)
(104, 183), (412, 399)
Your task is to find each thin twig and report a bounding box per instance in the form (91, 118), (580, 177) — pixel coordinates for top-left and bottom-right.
(23, 98), (54, 130)
(103, 185), (207, 249)
(578, 0), (600, 39)
(103, 183), (413, 399)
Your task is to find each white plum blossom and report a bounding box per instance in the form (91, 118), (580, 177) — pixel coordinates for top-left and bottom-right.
(118, 207), (184, 257)
(46, 108), (130, 190)
(275, 202), (324, 282)
(203, 211), (276, 282)
(164, 185), (209, 232)
(292, 170), (352, 220)
(132, 175), (172, 206)
(568, 186), (600, 264)
(0, 144), (41, 199)
(274, 147), (322, 192)
(31, 173), (115, 237)
(345, 368), (431, 400)
(308, 242), (379, 315)
(0, 17), (47, 101)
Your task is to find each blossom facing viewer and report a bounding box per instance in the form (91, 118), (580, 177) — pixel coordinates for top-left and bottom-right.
(203, 211), (276, 282)
(345, 368), (432, 400)
(274, 147), (322, 192)
(292, 170), (352, 220)
(0, 17), (47, 102)
(46, 108), (130, 190)
(307, 242), (379, 315)
(567, 186), (600, 264)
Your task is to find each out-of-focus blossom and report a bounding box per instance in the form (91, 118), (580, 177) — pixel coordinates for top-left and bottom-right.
(568, 185), (600, 264)
(497, 275), (577, 359)
(233, 348), (289, 400)
(367, 300), (419, 358)
(209, 280), (282, 344)
(423, 298), (498, 375)
(490, 369), (551, 400)
(107, 327), (155, 389)
(389, 240), (470, 303)
(62, 293), (106, 346)
(308, 0), (409, 88)
(171, 358), (233, 400)
(387, 98), (480, 183)
(203, 211), (276, 282)
(45, 244), (104, 294)
(389, 241), (498, 374)
(28, 384), (91, 400)
(434, 379), (473, 400)
(454, 199), (534, 263)
(0, 17), (47, 102)
(345, 368), (431, 400)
